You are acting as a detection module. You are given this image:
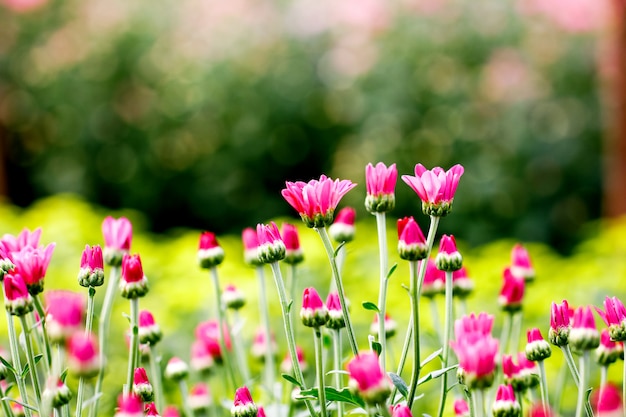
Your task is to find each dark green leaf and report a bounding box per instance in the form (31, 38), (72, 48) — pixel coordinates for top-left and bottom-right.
(386, 263), (398, 280)
(281, 373), (302, 388)
(20, 363), (29, 378)
(0, 356), (16, 375)
(60, 368), (68, 383)
(388, 373), (408, 400)
(333, 241), (346, 258)
(362, 302), (379, 312)
(371, 341), (382, 357)
(34, 354), (43, 365)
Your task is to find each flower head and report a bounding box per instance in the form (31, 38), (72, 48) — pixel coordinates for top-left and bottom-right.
(222, 284), (246, 310)
(198, 231), (225, 269)
(145, 403), (160, 417)
(347, 351), (392, 405)
(397, 217), (427, 261)
(119, 253), (149, 298)
(370, 313), (397, 338)
(43, 377), (72, 408)
(78, 244), (105, 287)
(164, 357), (189, 381)
(139, 310), (163, 345)
(0, 228), (42, 257)
(281, 223), (304, 265)
(596, 329), (624, 366)
(242, 227), (261, 266)
(189, 382), (211, 411)
(454, 399), (470, 417)
(402, 164), (464, 216)
(596, 296), (626, 342)
(191, 340), (216, 374)
(326, 291), (346, 330)
(422, 259), (445, 298)
(328, 207), (357, 243)
(510, 244), (535, 283)
(12, 244), (55, 295)
(250, 328), (277, 361)
(114, 393), (144, 417)
(452, 267), (474, 298)
(301, 287), (329, 328)
(365, 162), (397, 213)
(256, 222), (286, 264)
(282, 175), (357, 228)
(391, 404), (413, 417)
(133, 367), (154, 402)
(569, 306), (600, 351)
(231, 386), (258, 417)
(3, 273), (33, 316)
(498, 268), (525, 312)
(67, 333), (100, 378)
(525, 328), (552, 362)
(162, 406), (181, 417)
(45, 290), (85, 344)
(436, 234), (462, 272)
(102, 216), (132, 266)
(492, 385), (521, 417)
(549, 300), (571, 346)
(195, 320), (231, 362)
(593, 383), (623, 417)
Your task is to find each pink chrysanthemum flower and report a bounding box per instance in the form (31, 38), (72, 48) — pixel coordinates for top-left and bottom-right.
(498, 268), (525, 312)
(492, 385), (520, 417)
(195, 320), (232, 362)
(256, 222), (286, 264)
(596, 329), (624, 366)
(593, 383), (623, 417)
(3, 273), (33, 316)
(347, 351), (392, 405)
(231, 386), (258, 417)
(301, 287), (329, 328)
(133, 367), (154, 402)
(138, 310), (162, 345)
(328, 207), (356, 243)
(510, 243), (535, 283)
(282, 175), (357, 228)
(11, 243), (55, 295)
(549, 299), (571, 346)
(525, 328), (552, 362)
(281, 223), (304, 265)
(569, 306), (600, 351)
(119, 253), (149, 299)
(190, 340), (215, 374)
(422, 259), (445, 298)
(365, 162), (397, 213)
(114, 393), (144, 417)
(189, 382), (212, 411)
(401, 163), (464, 217)
(78, 244), (105, 287)
(197, 231), (225, 269)
(45, 290), (85, 344)
(397, 217), (427, 261)
(454, 399), (470, 417)
(102, 216), (132, 266)
(596, 296), (626, 342)
(67, 333), (100, 378)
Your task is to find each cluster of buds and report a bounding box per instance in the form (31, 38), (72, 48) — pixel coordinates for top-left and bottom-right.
(502, 353), (538, 392)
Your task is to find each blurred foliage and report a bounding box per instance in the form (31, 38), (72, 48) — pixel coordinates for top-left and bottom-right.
(0, 195), (624, 414)
(0, 0), (607, 253)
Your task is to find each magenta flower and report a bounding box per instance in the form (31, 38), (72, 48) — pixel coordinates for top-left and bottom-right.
(3, 273), (33, 316)
(281, 223), (304, 265)
(593, 383), (623, 416)
(346, 351), (392, 405)
(189, 382), (211, 411)
(250, 328), (277, 360)
(492, 385), (520, 417)
(162, 406), (181, 417)
(328, 206), (357, 243)
(401, 163), (464, 216)
(12, 244), (55, 295)
(454, 399), (470, 417)
(222, 284), (246, 310)
(365, 162), (397, 213)
(138, 310), (162, 345)
(596, 329), (624, 366)
(301, 287), (329, 328)
(452, 267), (474, 298)
(45, 290), (85, 343)
(391, 404), (413, 417)
(197, 231), (225, 269)
(256, 222), (286, 264)
(0, 227), (42, 256)
(549, 299), (571, 346)
(257, 407), (266, 417)
(435, 234), (462, 272)
(67, 332), (100, 378)
(397, 216), (427, 261)
(101, 216), (132, 266)
(119, 253), (149, 298)
(78, 244), (105, 287)
(282, 175), (357, 228)
(195, 320), (231, 361)
(114, 393), (144, 417)
(242, 227), (261, 266)
(133, 367), (154, 402)
(569, 306), (600, 351)
(231, 386), (258, 417)
(498, 268), (525, 312)
(525, 328), (552, 361)
(422, 258), (445, 298)
(164, 357), (189, 381)
(510, 243), (535, 283)
(325, 291), (345, 330)
(190, 339), (215, 374)
(596, 296), (626, 342)
(280, 345), (308, 374)
(454, 312), (495, 339)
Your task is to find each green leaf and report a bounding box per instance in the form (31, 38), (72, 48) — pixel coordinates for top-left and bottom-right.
(388, 373), (408, 400)
(333, 241), (346, 258)
(20, 363), (30, 378)
(0, 356), (16, 375)
(417, 365), (458, 386)
(298, 387), (365, 408)
(421, 348), (443, 367)
(371, 341), (382, 357)
(34, 354), (43, 365)
(122, 313), (131, 322)
(287, 300), (293, 313)
(60, 368), (68, 383)
(1, 397), (38, 412)
(362, 302), (379, 312)
(281, 373), (302, 388)
(386, 263), (398, 280)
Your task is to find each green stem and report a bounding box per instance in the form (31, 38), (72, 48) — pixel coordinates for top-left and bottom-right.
(509, 311), (523, 354)
(315, 227), (359, 356)
(332, 329), (344, 417)
(90, 265), (120, 417)
(85, 287), (96, 335)
(467, 391), (475, 417)
(375, 212), (389, 372)
(499, 312), (513, 357)
(435, 271), (454, 417)
(575, 351), (588, 417)
(537, 360), (550, 417)
(210, 267), (237, 391)
(149, 347), (165, 413)
(125, 297), (140, 396)
(391, 317), (412, 403)
(19, 315), (42, 410)
(32, 295), (52, 372)
(255, 266), (276, 401)
(560, 345), (580, 386)
(268, 262), (317, 417)
(314, 328), (328, 417)
(76, 377), (87, 417)
(0, 380), (14, 417)
(5, 310), (33, 417)
(232, 311), (251, 383)
(178, 379), (194, 417)
(405, 260), (421, 407)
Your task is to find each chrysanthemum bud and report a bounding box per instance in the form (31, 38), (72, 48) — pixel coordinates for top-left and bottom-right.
(498, 268), (524, 313)
(347, 351), (392, 405)
(114, 393), (144, 417)
(452, 267), (474, 298)
(164, 357), (189, 381)
(549, 300), (570, 346)
(370, 314), (397, 338)
(133, 367), (154, 402)
(422, 259), (445, 298)
(391, 404), (413, 417)
(492, 385), (521, 417)
(190, 340), (215, 375)
(145, 403), (160, 417)
(67, 333), (100, 379)
(119, 254), (149, 299)
(510, 244), (535, 283)
(198, 231), (225, 269)
(102, 216), (132, 267)
(139, 310), (162, 345)
(525, 328), (552, 362)
(242, 228), (262, 266)
(365, 162), (397, 213)
(328, 207), (356, 243)
(397, 217), (427, 261)
(596, 296), (626, 342)
(231, 386), (258, 417)
(162, 406), (181, 417)
(280, 346), (308, 375)
(222, 284), (246, 310)
(281, 223), (304, 265)
(569, 306), (600, 352)
(596, 329), (624, 367)
(3, 274), (33, 316)
(250, 328), (277, 362)
(435, 235), (462, 272)
(78, 244), (105, 287)
(325, 292), (346, 330)
(43, 377), (72, 408)
(300, 287), (329, 328)
(189, 383), (211, 412)
(45, 290), (85, 344)
(454, 399), (470, 417)
(256, 222), (285, 264)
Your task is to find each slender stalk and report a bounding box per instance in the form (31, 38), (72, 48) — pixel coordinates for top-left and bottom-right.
(435, 271), (454, 417)
(209, 267), (237, 390)
(149, 347), (165, 412)
(314, 328), (328, 417)
(499, 312), (513, 356)
(232, 310), (251, 383)
(85, 287), (96, 335)
(405, 260), (420, 407)
(375, 212), (389, 372)
(124, 297), (140, 396)
(178, 379), (194, 417)
(600, 366), (608, 417)
(315, 227), (359, 356)
(0, 379), (15, 417)
(467, 391), (475, 417)
(288, 264), (298, 322)
(391, 317), (412, 403)
(19, 315), (42, 410)
(76, 377), (87, 417)
(553, 359), (568, 416)
(268, 262), (317, 417)
(560, 345), (580, 386)
(332, 329), (344, 417)
(91, 265), (120, 417)
(537, 360), (550, 416)
(255, 266), (276, 401)
(509, 311), (523, 354)
(32, 296), (52, 372)
(575, 351), (589, 417)
(5, 310), (33, 417)
(472, 390), (483, 417)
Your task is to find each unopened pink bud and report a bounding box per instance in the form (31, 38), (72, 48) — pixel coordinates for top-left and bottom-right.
(301, 287), (329, 328)
(329, 207), (356, 243)
(102, 216), (132, 266)
(510, 244), (535, 283)
(281, 223), (304, 265)
(78, 244), (105, 287)
(114, 393), (144, 417)
(365, 162), (397, 213)
(435, 235), (462, 272)
(347, 351), (392, 405)
(231, 386), (258, 417)
(198, 231), (225, 269)
(120, 253), (149, 298)
(133, 367), (154, 402)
